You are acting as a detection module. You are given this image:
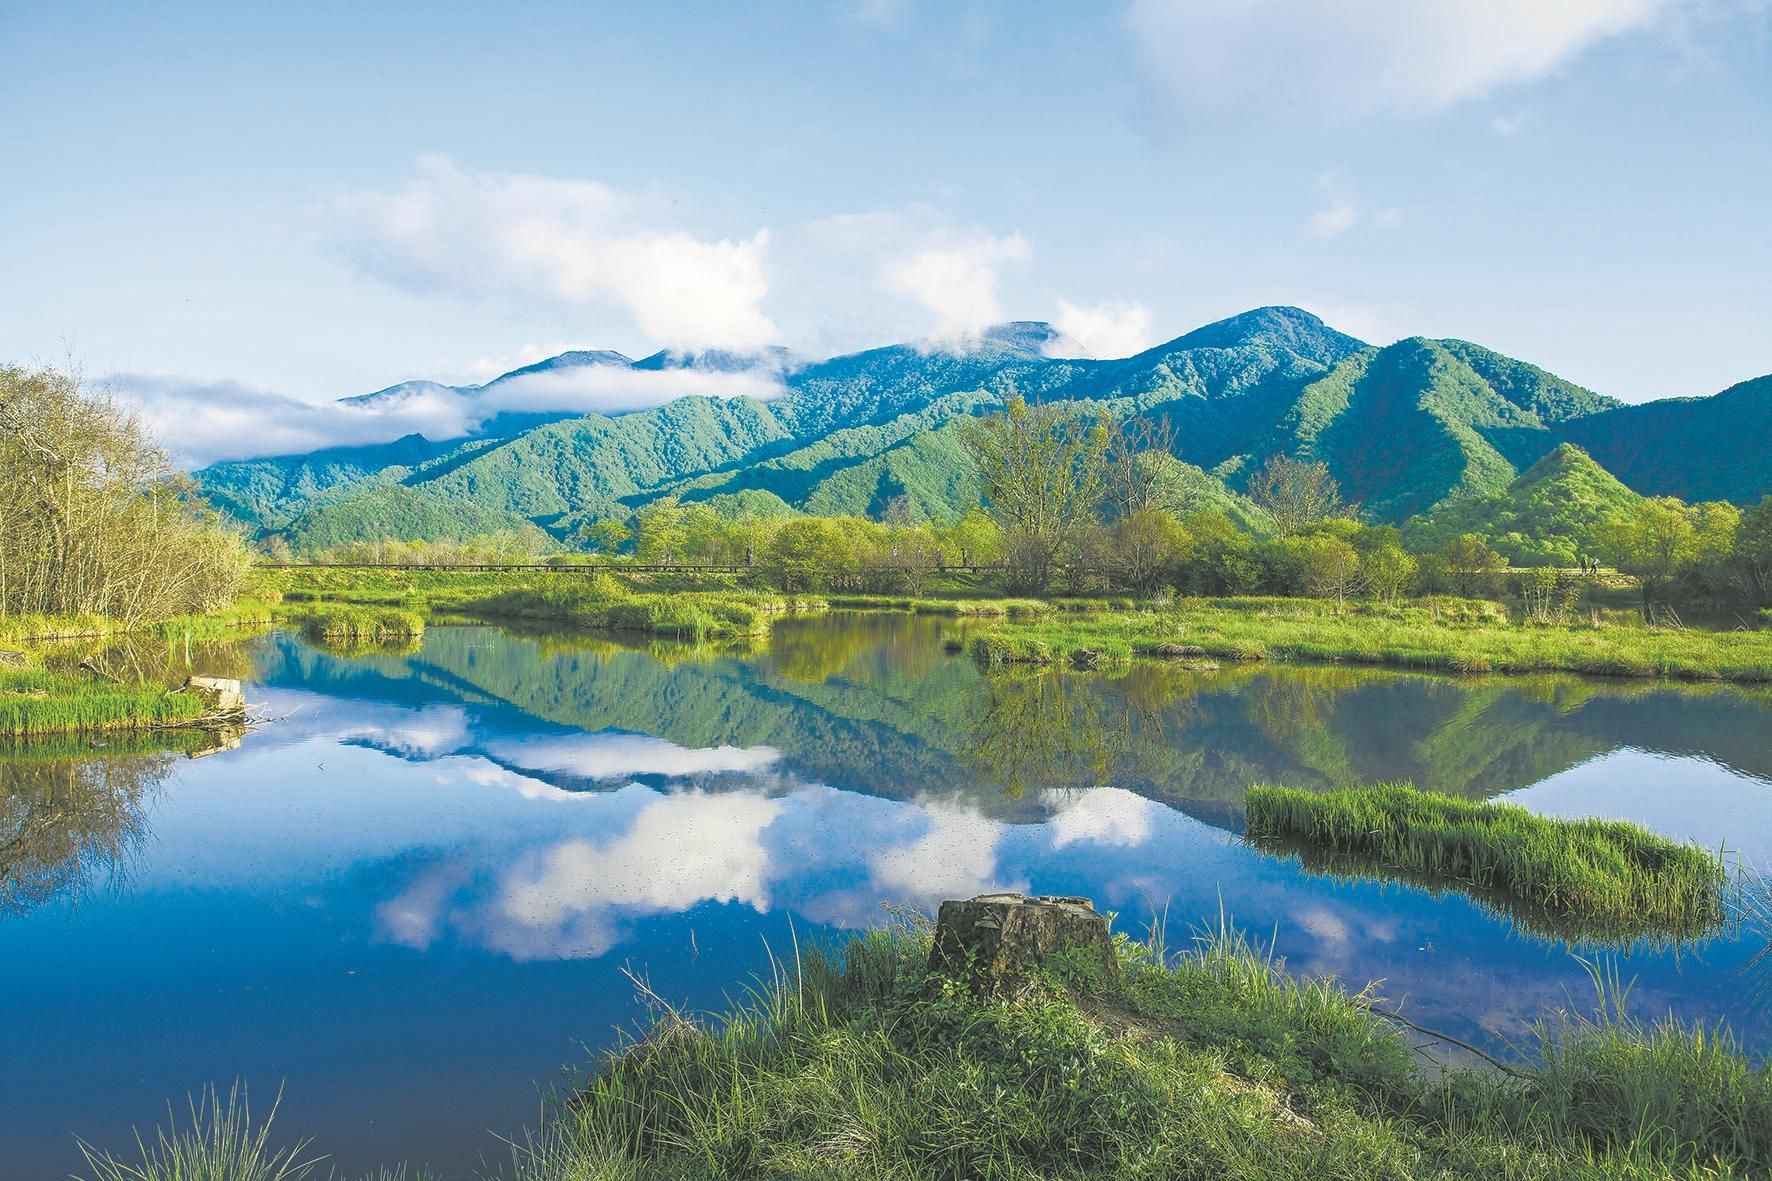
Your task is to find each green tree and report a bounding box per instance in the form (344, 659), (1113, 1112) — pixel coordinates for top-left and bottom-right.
(1442, 533), (1506, 598)
(1248, 454), (1347, 537)
(581, 519), (631, 555)
(633, 497), (687, 564)
(1110, 510), (1190, 594)
(1104, 414), (1180, 520)
(1729, 497), (1772, 606)
(1360, 543), (1418, 605)
(764, 518), (850, 592)
(1293, 535), (1363, 603)
(941, 508), (1002, 568)
(1604, 497), (1736, 612)
(0, 364), (248, 623)
(961, 395), (1108, 593)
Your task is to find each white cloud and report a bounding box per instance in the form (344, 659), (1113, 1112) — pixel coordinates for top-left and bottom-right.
(1488, 111), (1537, 137)
(1307, 200), (1359, 239)
(327, 155), (778, 350)
(1042, 787), (1159, 849)
(482, 733), (782, 781)
(377, 862), (471, 950)
(851, 0), (906, 25)
(1049, 299), (1156, 358)
(879, 227), (1032, 341)
(1127, 0), (1669, 123)
(1304, 171), (1383, 240)
(1293, 298), (1402, 345)
(110, 359), (786, 467)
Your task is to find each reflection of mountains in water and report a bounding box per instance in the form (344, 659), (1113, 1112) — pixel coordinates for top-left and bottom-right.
(246, 620), (1772, 833)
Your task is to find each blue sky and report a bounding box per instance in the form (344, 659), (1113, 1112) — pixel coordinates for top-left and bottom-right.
(2, 0), (1769, 460)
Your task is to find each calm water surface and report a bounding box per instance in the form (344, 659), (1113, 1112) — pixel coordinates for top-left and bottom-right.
(4, 615), (1770, 1177)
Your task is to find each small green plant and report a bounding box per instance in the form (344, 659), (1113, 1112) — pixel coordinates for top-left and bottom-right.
(76, 1083), (321, 1181)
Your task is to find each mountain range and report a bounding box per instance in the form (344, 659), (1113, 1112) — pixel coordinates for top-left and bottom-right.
(193, 307), (1772, 549)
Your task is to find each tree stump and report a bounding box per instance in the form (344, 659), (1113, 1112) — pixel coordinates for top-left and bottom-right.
(183, 675), (246, 716)
(928, 892), (1117, 995)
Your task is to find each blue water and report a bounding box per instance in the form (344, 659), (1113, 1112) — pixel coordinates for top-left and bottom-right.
(3, 617), (1769, 1177)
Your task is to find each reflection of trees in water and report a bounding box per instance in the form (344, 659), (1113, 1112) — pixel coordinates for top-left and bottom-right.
(1245, 666), (1366, 745)
(39, 632), (258, 687)
(0, 749), (173, 915)
(968, 668), (1194, 799)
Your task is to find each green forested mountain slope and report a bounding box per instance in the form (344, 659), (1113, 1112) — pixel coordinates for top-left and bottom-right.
(1258, 338), (1620, 521)
(189, 306), (1771, 546)
(1402, 443), (1648, 566)
(1561, 374), (1772, 504)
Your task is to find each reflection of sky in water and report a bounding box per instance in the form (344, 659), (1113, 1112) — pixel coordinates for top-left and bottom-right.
(1504, 747), (1772, 867)
(4, 625), (1771, 1178)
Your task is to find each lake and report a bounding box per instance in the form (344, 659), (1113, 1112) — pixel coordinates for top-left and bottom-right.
(4, 614), (1770, 1178)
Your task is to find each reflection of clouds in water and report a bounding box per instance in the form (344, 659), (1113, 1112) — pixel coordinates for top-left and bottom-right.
(487, 789), (784, 960)
(868, 800), (1022, 912)
(460, 762), (595, 803)
(1041, 788), (1158, 850)
(316, 701), (474, 758)
(483, 733), (781, 780)
(375, 777), (1026, 958)
(377, 861), (471, 950)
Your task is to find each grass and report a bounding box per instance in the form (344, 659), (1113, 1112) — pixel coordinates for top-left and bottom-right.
(261, 566), (829, 642)
(1244, 783), (1727, 941)
(962, 596), (1772, 682)
(297, 605), (426, 645)
(824, 594), (1135, 617)
(0, 598), (275, 737)
(0, 662), (210, 737)
(467, 582), (828, 641)
(79, 921), (1772, 1180)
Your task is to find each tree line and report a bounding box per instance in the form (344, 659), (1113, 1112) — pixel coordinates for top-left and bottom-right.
(300, 391), (1772, 615)
(0, 365), (249, 626)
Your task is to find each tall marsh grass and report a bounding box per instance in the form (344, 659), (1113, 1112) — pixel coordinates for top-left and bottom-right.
(1245, 782), (1727, 939)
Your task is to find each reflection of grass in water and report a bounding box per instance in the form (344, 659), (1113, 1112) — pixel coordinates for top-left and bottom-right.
(1245, 783), (1727, 945)
(306, 632), (424, 659)
(1739, 873), (1772, 1010)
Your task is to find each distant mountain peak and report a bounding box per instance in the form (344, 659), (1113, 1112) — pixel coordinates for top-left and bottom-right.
(631, 346), (797, 374)
(483, 350), (635, 388)
(1158, 305), (1366, 362)
(978, 321), (1071, 354)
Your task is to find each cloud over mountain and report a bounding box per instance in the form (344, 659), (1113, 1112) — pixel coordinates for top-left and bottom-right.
(110, 361), (787, 466)
(326, 155), (778, 351)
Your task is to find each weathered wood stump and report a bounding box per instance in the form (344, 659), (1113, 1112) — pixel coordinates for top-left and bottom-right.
(929, 892), (1117, 994)
(182, 675), (246, 716)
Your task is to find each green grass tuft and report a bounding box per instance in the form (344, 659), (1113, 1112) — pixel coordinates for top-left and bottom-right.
(1244, 782), (1727, 940)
